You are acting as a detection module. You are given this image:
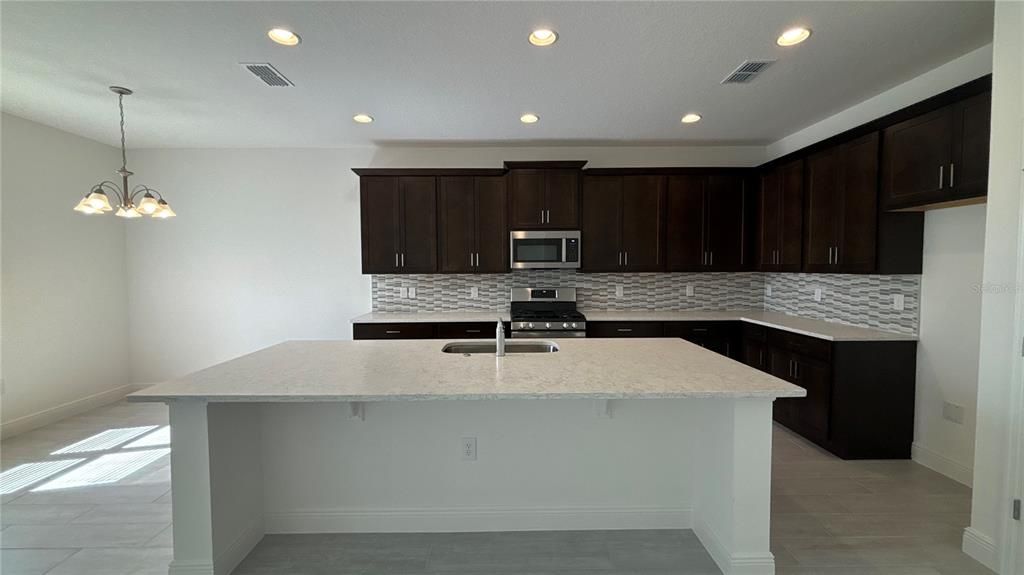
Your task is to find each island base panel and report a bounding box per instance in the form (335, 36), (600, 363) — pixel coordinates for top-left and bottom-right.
(165, 399), (776, 575)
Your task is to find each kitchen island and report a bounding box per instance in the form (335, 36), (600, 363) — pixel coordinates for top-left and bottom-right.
(131, 338), (804, 575)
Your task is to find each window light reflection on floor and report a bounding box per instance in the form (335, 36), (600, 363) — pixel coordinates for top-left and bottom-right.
(31, 448), (170, 491)
(122, 426), (170, 449)
(0, 459), (85, 494)
(51, 425), (159, 455)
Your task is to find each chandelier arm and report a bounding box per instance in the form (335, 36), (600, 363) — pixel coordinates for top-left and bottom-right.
(129, 185), (164, 202)
(94, 181), (126, 204)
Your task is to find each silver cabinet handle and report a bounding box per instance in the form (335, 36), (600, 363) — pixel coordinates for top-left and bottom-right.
(949, 163), (955, 188)
(939, 165), (944, 189)
(400, 253), (405, 268)
(470, 253), (474, 267)
(385, 330), (401, 334)
(616, 328), (633, 332)
(709, 251), (713, 266)
(794, 361), (800, 380)
(475, 253), (480, 267)
(624, 251), (629, 266)
(619, 252), (623, 266)
(834, 246), (839, 265)
(395, 252), (399, 267)
(546, 209), (551, 223)
(540, 210), (544, 224)
(466, 329), (481, 334)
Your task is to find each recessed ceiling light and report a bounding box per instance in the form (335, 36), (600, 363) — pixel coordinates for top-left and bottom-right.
(528, 29), (558, 47)
(520, 113), (539, 124)
(352, 114), (374, 124)
(268, 28), (301, 46)
(681, 113), (702, 124)
(776, 27), (811, 47)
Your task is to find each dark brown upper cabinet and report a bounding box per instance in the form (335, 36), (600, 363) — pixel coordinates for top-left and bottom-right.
(438, 176), (508, 273)
(758, 159), (804, 272)
(882, 90), (991, 211)
(581, 175), (666, 272)
(506, 162), (585, 229)
(359, 176), (438, 274)
(804, 132), (879, 274)
(666, 173), (749, 272)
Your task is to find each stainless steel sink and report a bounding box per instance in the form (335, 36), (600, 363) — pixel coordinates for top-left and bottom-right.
(441, 341), (560, 354)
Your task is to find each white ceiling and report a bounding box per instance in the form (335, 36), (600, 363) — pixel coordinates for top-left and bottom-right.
(0, 1), (993, 149)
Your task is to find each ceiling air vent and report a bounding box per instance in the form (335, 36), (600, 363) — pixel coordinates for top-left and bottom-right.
(721, 59), (776, 84)
(240, 62), (294, 87)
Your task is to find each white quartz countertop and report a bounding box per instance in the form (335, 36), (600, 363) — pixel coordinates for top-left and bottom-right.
(129, 338), (805, 402)
(350, 310), (915, 342)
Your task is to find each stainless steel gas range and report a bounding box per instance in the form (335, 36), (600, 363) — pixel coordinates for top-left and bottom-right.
(509, 287), (587, 338)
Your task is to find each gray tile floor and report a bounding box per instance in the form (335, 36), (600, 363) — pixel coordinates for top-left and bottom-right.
(0, 401), (995, 575)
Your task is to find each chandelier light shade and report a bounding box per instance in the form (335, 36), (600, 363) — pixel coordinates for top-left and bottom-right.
(74, 86), (175, 219)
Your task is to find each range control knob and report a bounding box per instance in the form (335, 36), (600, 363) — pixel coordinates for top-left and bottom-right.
(562, 322), (569, 328)
(571, 322), (577, 329)
(527, 322), (534, 329)
(545, 322), (551, 329)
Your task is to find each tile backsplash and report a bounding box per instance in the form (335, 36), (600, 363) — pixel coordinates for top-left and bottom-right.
(372, 271), (921, 335)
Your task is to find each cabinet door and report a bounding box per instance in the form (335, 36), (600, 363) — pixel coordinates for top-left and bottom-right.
(742, 339), (768, 372)
(769, 348), (796, 427)
(581, 176), (623, 271)
(836, 133), (879, 273)
(508, 170), (546, 228)
(621, 175), (666, 271)
(758, 169), (781, 270)
(950, 91), (991, 201)
(544, 169), (581, 228)
(666, 175), (706, 271)
(360, 176), (400, 273)
(474, 176), (508, 272)
(398, 177), (437, 273)
(779, 159), (804, 271)
(705, 174), (746, 271)
(438, 177), (476, 273)
(803, 147), (840, 272)
(793, 356), (832, 443)
(881, 106), (953, 210)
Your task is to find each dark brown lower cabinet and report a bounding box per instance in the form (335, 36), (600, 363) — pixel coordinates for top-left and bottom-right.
(742, 325), (917, 459)
(354, 322), (509, 340)
(663, 321), (740, 359)
(586, 322), (665, 338)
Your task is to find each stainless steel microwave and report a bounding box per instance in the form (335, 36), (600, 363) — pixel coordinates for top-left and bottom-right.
(509, 230), (581, 269)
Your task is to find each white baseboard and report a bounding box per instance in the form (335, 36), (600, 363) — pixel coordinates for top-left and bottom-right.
(214, 517), (264, 575)
(265, 505), (691, 534)
(167, 559), (214, 575)
(693, 518), (775, 575)
(962, 526), (999, 572)
(0, 383), (147, 439)
(911, 442), (974, 487)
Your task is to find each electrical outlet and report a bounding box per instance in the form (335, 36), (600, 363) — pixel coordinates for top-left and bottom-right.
(766, 285), (773, 297)
(615, 285), (624, 298)
(685, 284), (695, 297)
(461, 437), (477, 461)
(399, 287), (409, 299)
(943, 401), (965, 424)
(470, 286), (479, 299)
(893, 294), (905, 311)
(813, 288), (822, 302)
(408, 287), (417, 299)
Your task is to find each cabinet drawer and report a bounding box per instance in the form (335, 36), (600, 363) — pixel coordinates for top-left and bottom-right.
(353, 323), (436, 340)
(436, 322), (506, 339)
(587, 322), (664, 338)
(768, 329), (831, 362)
(663, 321), (733, 338)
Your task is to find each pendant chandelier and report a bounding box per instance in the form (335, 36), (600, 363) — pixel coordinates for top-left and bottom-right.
(74, 86), (175, 219)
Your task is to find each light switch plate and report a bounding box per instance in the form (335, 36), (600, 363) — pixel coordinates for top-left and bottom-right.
(470, 286), (479, 299)
(893, 294), (905, 311)
(399, 287), (409, 299)
(766, 285), (773, 297)
(942, 401), (965, 424)
(685, 284), (695, 297)
(813, 288), (822, 302)
(408, 287), (417, 299)
(461, 437), (477, 461)
(615, 285), (624, 297)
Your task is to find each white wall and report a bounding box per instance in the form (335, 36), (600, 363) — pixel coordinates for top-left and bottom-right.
(912, 205), (986, 486)
(0, 113), (130, 437)
(965, 2), (1024, 572)
(126, 144), (762, 383)
(766, 44), (993, 161)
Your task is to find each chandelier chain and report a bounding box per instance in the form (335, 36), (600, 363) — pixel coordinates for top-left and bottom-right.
(118, 93), (127, 171)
